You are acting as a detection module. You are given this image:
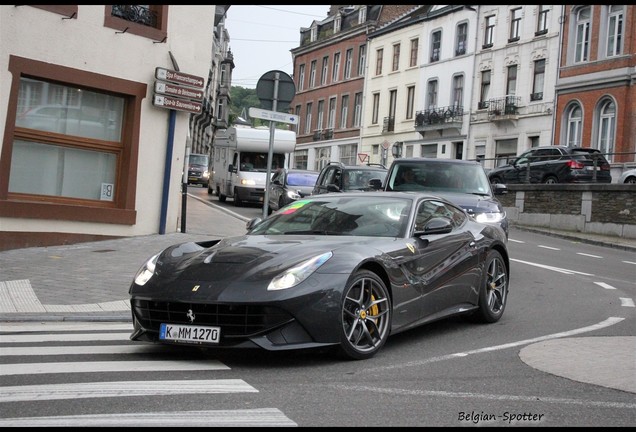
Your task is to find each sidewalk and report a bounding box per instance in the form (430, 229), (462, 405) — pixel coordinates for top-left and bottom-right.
(0, 193), (634, 394)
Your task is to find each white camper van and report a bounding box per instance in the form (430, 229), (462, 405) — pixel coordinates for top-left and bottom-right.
(208, 126), (296, 206)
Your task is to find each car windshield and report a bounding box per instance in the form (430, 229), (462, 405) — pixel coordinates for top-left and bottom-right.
(287, 172), (318, 187)
(189, 155), (208, 166)
(387, 161), (492, 195)
(343, 169), (388, 191)
(250, 195), (411, 237)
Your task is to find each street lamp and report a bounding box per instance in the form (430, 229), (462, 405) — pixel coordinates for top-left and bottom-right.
(392, 141), (403, 159)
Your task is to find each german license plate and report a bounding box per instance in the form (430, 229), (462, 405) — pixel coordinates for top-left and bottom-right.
(160, 323), (220, 344)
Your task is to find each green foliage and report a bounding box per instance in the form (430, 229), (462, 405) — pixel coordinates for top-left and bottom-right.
(230, 85), (289, 129)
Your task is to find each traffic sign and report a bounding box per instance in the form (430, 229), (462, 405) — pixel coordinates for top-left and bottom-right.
(155, 67), (204, 89)
(249, 107), (298, 124)
(256, 70), (295, 112)
(154, 81), (204, 101)
(153, 95), (202, 114)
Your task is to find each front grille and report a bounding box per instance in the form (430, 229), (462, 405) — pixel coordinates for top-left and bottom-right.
(132, 299), (293, 337)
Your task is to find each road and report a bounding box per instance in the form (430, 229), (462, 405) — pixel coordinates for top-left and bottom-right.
(1, 186), (634, 426)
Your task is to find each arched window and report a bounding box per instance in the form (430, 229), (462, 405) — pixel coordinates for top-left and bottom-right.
(565, 104), (582, 147)
(597, 99), (616, 161)
(574, 6), (591, 63)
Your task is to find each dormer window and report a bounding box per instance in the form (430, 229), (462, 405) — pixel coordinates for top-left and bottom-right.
(310, 25), (317, 42)
(334, 15), (341, 33)
(358, 6), (367, 24)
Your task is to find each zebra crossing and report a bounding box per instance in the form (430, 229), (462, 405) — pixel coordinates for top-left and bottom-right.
(0, 321), (297, 427)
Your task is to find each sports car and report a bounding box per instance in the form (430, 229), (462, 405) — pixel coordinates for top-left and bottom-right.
(129, 192), (510, 360)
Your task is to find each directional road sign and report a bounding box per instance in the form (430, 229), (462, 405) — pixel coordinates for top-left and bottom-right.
(249, 107), (298, 125)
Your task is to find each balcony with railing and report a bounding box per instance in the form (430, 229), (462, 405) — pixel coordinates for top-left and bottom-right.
(382, 116), (395, 133)
(414, 105), (464, 133)
(487, 96), (520, 120)
(323, 128), (333, 140)
(313, 130), (322, 141)
(111, 5), (158, 28)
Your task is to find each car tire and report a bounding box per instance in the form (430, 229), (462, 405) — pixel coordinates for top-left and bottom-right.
(543, 175), (558, 184)
(217, 187), (226, 203)
(207, 183), (213, 195)
(233, 188), (242, 207)
(471, 249), (508, 323)
(624, 176), (636, 184)
(338, 270), (391, 360)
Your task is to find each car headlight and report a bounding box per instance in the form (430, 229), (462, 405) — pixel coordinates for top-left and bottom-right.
(286, 190), (301, 200)
(133, 253), (159, 286)
(241, 178), (256, 186)
(474, 211), (506, 224)
(203, 171), (210, 179)
(268, 251), (333, 291)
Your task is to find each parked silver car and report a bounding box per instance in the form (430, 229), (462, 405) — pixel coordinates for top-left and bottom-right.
(619, 168), (636, 184)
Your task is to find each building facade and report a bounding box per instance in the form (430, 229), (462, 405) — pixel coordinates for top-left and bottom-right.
(0, 5), (228, 250)
(553, 5), (636, 177)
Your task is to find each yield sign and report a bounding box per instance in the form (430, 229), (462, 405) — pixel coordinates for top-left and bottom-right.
(358, 153), (369, 163)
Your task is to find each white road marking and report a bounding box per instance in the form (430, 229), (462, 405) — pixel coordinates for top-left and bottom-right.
(622, 261), (636, 265)
(0, 409), (297, 427)
(0, 360), (229, 376)
(0, 345), (164, 356)
(507, 238), (524, 243)
(366, 317), (624, 372)
(0, 379), (257, 402)
(511, 258), (594, 275)
(620, 298), (635, 307)
(537, 245), (560, 250)
(0, 332), (129, 343)
(594, 282), (616, 290)
(577, 252), (602, 258)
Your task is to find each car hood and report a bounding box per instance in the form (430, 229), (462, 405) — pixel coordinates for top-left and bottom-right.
(429, 191), (503, 214)
(153, 235), (386, 285)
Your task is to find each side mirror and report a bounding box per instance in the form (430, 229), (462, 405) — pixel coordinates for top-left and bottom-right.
(228, 164), (235, 173)
(492, 183), (508, 195)
(246, 217), (262, 231)
(414, 217), (453, 236)
(368, 178), (383, 190)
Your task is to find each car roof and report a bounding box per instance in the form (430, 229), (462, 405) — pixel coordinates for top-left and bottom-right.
(392, 157), (481, 166)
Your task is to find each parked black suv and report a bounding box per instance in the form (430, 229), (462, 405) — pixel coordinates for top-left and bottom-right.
(383, 158), (509, 237)
(488, 146), (612, 184)
(312, 162), (387, 195)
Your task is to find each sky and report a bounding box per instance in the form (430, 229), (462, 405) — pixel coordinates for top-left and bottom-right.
(225, 5), (330, 89)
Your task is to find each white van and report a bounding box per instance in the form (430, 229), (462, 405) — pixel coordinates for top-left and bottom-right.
(208, 126), (296, 206)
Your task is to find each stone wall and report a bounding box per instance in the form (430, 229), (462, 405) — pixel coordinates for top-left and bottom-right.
(499, 184), (636, 239)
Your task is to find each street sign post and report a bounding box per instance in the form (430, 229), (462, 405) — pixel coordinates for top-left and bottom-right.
(248, 107), (298, 124)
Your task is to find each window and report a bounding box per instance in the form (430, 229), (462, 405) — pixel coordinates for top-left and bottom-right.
(294, 105), (301, 133)
(315, 147), (331, 171)
(392, 43), (400, 71)
(310, 25), (317, 42)
(216, 98), (224, 121)
(2, 56), (145, 224)
(566, 104), (582, 147)
(606, 5), (623, 57)
(321, 56), (329, 85)
(456, 23), (467, 56)
(328, 97), (336, 130)
(509, 8), (522, 42)
(484, 15), (495, 48)
(294, 149), (308, 170)
(305, 102), (313, 135)
(339, 144), (357, 166)
(479, 70), (491, 108)
(427, 80), (438, 109)
(430, 30), (441, 62)
(375, 48), (383, 75)
(409, 38), (418, 67)
(531, 59), (545, 100)
(452, 75), (464, 108)
(344, 48), (353, 79)
(406, 85), (415, 119)
(298, 64), (305, 91)
(597, 99), (616, 161)
(530, 136), (540, 147)
(316, 100), (325, 131)
(353, 93), (363, 127)
(536, 5), (549, 35)
(309, 60), (317, 88)
(372, 93), (380, 124)
(105, 5), (168, 42)
(357, 44), (366, 76)
(334, 14), (341, 33)
(575, 7), (591, 63)
(340, 95), (349, 129)
(332, 52), (341, 82)
(506, 65), (517, 96)
(359, 6), (367, 24)
(389, 89), (397, 122)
